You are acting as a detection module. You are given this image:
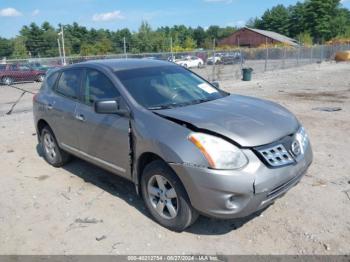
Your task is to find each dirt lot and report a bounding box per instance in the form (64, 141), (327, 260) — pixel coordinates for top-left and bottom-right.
(0, 62), (349, 255)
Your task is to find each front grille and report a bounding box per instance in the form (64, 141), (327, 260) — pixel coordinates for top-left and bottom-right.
(258, 144), (294, 167)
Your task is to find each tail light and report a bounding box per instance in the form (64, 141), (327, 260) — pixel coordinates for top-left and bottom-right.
(33, 93), (38, 102)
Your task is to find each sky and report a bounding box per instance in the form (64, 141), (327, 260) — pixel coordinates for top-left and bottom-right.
(0, 0), (350, 38)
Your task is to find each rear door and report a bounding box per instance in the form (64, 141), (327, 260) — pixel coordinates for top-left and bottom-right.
(75, 68), (131, 178)
(50, 68), (82, 150)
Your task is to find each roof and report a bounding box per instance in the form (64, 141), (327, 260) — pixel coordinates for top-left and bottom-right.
(244, 27), (299, 46)
(79, 58), (174, 71)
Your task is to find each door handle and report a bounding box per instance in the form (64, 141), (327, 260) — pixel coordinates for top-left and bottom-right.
(47, 104), (53, 110)
(75, 114), (85, 122)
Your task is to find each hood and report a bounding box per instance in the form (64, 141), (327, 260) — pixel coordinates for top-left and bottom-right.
(156, 94), (299, 147)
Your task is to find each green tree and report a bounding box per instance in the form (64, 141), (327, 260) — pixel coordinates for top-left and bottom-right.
(193, 26), (206, 47)
(94, 37), (113, 55)
(259, 5), (290, 36)
(298, 32), (313, 46)
(12, 36), (28, 58)
(183, 36), (196, 50)
(288, 2), (307, 38)
(20, 23), (46, 57)
(0, 37), (13, 58)
(305, 0), (341, 42)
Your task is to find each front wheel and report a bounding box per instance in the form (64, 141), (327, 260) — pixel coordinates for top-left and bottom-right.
(2, 76), (14, 85)
(141, 160), (198, 231)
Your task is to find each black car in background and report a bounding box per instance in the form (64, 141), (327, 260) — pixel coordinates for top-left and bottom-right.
(221, 52), (244, 65)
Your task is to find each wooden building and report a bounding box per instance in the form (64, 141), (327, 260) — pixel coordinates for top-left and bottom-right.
(219, 27), (299, 48)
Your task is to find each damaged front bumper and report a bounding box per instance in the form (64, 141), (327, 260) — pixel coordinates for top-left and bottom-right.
(169, 144), (313, 219)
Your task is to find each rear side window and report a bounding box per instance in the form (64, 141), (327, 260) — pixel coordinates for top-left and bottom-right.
(45, 72), (59, 89)
(83, 69), (120, 105)
(56, 69), (82, 99)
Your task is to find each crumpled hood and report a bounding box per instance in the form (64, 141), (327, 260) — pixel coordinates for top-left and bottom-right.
(156, 94), (299, 147)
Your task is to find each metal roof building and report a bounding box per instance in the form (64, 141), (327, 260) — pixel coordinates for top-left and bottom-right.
(219, 27), (299, 48)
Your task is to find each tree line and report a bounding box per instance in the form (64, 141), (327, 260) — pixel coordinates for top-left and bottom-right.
(0, 22), (236, 59)
(248, 0), (350, 44)
(0, 0), (349, 59)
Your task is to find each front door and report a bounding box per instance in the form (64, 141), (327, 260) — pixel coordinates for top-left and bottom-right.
(75, 68), (131, 178)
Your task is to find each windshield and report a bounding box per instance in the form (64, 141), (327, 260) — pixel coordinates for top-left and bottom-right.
(115, 65), (227, 110)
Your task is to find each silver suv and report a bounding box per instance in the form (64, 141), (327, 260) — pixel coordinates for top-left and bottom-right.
(33, 59), (313, 231)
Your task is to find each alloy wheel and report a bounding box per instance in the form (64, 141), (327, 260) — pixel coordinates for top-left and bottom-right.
(43, 132), (57, 161)
(147, 174), (178, 219)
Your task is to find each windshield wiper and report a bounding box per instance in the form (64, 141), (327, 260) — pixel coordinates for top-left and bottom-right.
(148, 103), (180, 110)
(148, 98), (213, 110)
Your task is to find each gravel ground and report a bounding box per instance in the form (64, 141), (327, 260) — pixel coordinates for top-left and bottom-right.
(0, 62), (349, 255)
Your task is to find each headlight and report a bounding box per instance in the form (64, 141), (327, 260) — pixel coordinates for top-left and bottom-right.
(295, 126), (309, 154)
(188, 133), (248, 170)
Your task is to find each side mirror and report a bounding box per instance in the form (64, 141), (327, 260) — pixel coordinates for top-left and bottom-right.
(94, 100), (129, 117)
(211, 81), (220, 89)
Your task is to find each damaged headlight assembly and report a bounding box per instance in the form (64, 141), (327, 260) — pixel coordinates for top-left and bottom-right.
(188, 133), (248, 170)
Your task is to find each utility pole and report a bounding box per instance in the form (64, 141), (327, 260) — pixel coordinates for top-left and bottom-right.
(123, 37), (127, 59)
(212, 38), (216, 81)
(170, 37), (174, 61)
(57, 38), (63, 65)
(58, 25), (66, 65)
(264, 37), (268, 72)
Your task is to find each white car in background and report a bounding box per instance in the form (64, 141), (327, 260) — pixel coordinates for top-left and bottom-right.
(207, 54), (222, 65)
(175, 56), (204, 68)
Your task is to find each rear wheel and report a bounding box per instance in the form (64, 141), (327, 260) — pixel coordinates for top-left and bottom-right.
(36, 74), (45, 82)
(2, 76), (14, 85)
(41, 126), (71, 167)
(141, 160), (198, 231)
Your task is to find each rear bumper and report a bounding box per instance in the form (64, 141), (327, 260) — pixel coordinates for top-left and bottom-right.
(169, 144), (313, 219)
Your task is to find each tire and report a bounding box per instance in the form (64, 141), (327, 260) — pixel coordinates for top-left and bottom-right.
(2, 76), (14, 86)
(141, 160), (198, 231)
(40, 126), (71, 167)
(36, 74), (45, 82)
(183, 64), (188, 68)
(198, 62), (202, 68)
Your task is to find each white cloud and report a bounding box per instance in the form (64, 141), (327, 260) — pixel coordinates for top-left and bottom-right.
(204, 0), (233, 3)
(0, 7), (22, 17)
(92, 10), (124, 22)
(32, 9), (40, 16)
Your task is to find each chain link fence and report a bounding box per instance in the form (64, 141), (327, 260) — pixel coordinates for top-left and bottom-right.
(1, 44), (349, 88)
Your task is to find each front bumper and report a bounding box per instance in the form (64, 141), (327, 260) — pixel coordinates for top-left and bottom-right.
(169, 143), (313, 219)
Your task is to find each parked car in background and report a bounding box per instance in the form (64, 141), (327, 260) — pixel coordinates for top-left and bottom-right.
(175, 56), (204, 68)
(221, 52), (244, 65)
(207, 54), (223, 65)
(27, 62), (51, 72)
(33, 59), (312, 231)
(0, 64), (46, 85)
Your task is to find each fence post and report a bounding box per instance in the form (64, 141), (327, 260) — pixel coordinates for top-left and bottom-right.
(297, 45), (300, 66)
(212, 38), (216, 81)
(264, 37), (268, 72)
(310, 46), (313, 64)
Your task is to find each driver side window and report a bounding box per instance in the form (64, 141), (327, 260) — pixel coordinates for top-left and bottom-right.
(83, 69), (120, 106)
